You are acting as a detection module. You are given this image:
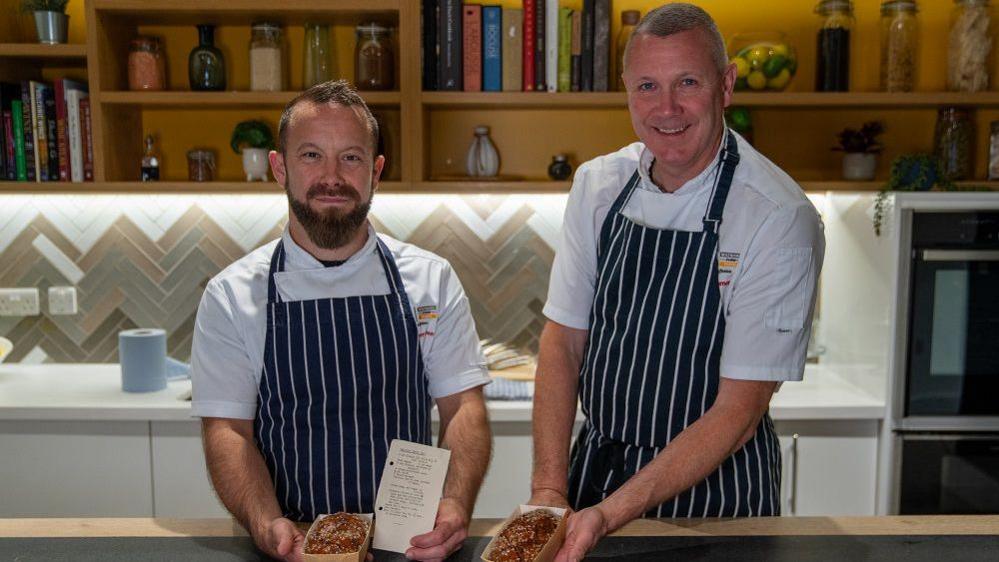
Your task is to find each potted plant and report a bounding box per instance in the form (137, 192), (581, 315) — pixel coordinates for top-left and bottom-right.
(21, 0), (69, 45)
(873, 154), (947, 236)
(230, 120), (274, 182)
(833, 121), (884, 181)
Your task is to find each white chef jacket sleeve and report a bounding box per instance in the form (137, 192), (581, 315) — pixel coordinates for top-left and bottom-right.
(543, 163), (599, 330)
(719, 201), (825, 382)
(190, 280), (260, 419)
(423, 262), (491, 398)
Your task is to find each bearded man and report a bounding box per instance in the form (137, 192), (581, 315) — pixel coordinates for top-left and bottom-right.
(191, 80), (491, 562)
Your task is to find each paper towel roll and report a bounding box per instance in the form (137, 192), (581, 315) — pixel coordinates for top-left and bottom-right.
(119, 328), (167, 393)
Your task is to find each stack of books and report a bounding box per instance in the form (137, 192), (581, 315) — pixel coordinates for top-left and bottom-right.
(422, 0), (613, 93)
(0, 79), (93, 183)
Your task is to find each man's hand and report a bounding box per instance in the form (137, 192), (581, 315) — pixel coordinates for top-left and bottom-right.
(406, 497), (470, 561)
(255, 516), (305, 562)
(554, 505), (609, 562)
(528, 487), (571, 510)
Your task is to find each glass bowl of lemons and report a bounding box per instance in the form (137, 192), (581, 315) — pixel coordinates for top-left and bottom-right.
(728, 32), (797, 92)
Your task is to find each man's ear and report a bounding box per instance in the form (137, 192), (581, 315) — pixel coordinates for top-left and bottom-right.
(721, 62), (738, 108)
(269, 150), (286, 187)
(371, 154), (386, 191)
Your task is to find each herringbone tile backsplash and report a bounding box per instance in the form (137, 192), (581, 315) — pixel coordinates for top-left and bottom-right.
(0, 194), (567, 364)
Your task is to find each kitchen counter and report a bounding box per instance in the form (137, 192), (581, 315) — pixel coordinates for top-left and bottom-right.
(0, 363), (885, 422)
(1, 516), (997, 561)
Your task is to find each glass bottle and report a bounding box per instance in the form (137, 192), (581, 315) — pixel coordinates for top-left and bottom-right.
(988, 121), (999, 179)
(355, 23), (394, 90)
(250, 22), (283, 92)
(466, 126), (499, 177)
(547, 154), (573, 180)
(189, 24), (226, 91)
(140, 135), (160, 181)
(948, 0), (993, 92)
(615, 10), (640, 91)
(934, 107), (974, 181)
(128, 36), (165, 91)
(880, 1), (919, 92)
(815, 0), (854, 92)
(304, 22), (333, 88)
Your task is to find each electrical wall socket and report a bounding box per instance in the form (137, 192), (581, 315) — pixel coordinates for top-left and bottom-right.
(0, 288), (41, 316)
(48, 286), (78, 315)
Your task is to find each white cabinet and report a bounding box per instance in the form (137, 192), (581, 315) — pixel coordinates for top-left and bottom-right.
(150, 421), (229, 517)
(0, 420), (153, 517)
(774, 419), (879, 516)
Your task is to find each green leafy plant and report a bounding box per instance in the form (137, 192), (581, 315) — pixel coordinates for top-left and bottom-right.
(20, 0), (69, 13)
(230, 120), (274, 153)
(873, 154), (953, 236)
(833, 121), (884, 154)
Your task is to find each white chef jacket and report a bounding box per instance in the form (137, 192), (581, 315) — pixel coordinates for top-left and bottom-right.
(544, 131), (825, 382)
(191, 224), (491, 420)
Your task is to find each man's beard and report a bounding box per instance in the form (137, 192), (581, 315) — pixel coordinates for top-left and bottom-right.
(286, 182), (372, 250)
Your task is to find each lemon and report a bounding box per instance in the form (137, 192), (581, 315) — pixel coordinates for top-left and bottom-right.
(767, 68), (792, 90)
(734, 57), (750, 78)
(747, 46), (770, 67)
(747, 70), (767, 90)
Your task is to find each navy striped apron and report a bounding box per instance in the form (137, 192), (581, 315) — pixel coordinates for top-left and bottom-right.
(254, 237), (432, 522)
(568, 132), (781, 517)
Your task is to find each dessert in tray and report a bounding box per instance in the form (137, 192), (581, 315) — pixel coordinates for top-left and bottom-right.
(483, 507), (566, 562)
(303, 512), (373, 562)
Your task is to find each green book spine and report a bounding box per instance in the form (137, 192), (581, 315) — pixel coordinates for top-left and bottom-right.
(558, 8), (572, 92)
(11, 100), (27, 181)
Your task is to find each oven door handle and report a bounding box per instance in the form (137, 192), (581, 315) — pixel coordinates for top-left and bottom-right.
(921, 249), (999, 262)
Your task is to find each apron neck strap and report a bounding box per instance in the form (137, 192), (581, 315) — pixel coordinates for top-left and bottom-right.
(701, 130), (740, 233)
(267, 240), (286, 303)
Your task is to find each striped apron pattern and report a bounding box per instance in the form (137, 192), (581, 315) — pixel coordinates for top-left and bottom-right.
(568, 132), (781, 517)
(254, 237), (432, 522)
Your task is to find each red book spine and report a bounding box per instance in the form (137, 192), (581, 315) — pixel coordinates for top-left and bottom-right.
(462, 4), (482, 92)
(523, 0), (536, 91)
(54, 80), (69, 181)
(80, 98), (93, 182)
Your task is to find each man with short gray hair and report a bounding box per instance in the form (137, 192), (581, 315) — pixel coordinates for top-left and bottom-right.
(530, 4), (824, 560)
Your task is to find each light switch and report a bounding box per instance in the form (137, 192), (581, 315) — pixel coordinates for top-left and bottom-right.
(48, 286), (78, 315)
(0, 288), (41, 316)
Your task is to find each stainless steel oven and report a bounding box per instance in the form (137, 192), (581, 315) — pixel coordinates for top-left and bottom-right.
(896, 211), (999, 514)
(905, 212), (999, 419)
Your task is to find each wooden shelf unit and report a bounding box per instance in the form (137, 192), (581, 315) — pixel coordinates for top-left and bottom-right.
(2, 0), (998, 192)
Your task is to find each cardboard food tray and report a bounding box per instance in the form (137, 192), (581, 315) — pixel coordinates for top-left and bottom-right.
(481, 505), (568, 562)
(302, 513), (374, 562)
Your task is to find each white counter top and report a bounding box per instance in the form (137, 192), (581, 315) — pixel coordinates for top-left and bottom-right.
(0, 363), (884, 422)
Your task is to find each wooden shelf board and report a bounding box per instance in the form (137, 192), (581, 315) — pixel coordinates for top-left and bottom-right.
(422, 91), (999, 108)
(92, 0), (399, 24)
(415, 181), (571, 193)
(0, 43), (88, 62)
(99, 91), (401, 107)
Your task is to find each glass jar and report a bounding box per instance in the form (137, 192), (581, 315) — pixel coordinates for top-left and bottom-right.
(128, 36), (165, 91)
(187, 149), (216, 182)
(189, 24), (226, 91)
(815, 0), (854, 92)
(355, 22), (394, 90)
(141, 135), (160, 181)
(615, 10), (640, 91)
(880, 0), (919, 92)
(304, 22), (333, 88)
(934, 107), (974, 181)
(547, 154), (573, 181)
(988, 121), (999, 179)
(948, 0), (993, 92)
(729, 31), (797, 92)
(249, 23), (283, 92)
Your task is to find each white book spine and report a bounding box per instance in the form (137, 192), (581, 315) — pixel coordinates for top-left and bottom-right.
(67, 89), (85, 183)
(545, 0), (559, 92)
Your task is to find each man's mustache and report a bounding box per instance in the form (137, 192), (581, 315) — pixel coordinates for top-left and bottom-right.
(306, 184), (360, 201)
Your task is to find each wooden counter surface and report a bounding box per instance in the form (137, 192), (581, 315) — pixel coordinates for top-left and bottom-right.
(2, 516), (997, 539)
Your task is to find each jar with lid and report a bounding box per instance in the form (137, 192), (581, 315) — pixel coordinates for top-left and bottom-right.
(355, 22), (394, 91)
(615, 10), (640, 91)
(187, 149), (216, 182)
(934, 107), (974, 181)
(128, 36), (165, 91)
(948, 0), (993, 93)
(880, 0), (919, 92)
(304, 22), (333, 88)
(988, 121), (999, 179)
(815, 0), (854, 92)
(250, 22), (284, 92)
